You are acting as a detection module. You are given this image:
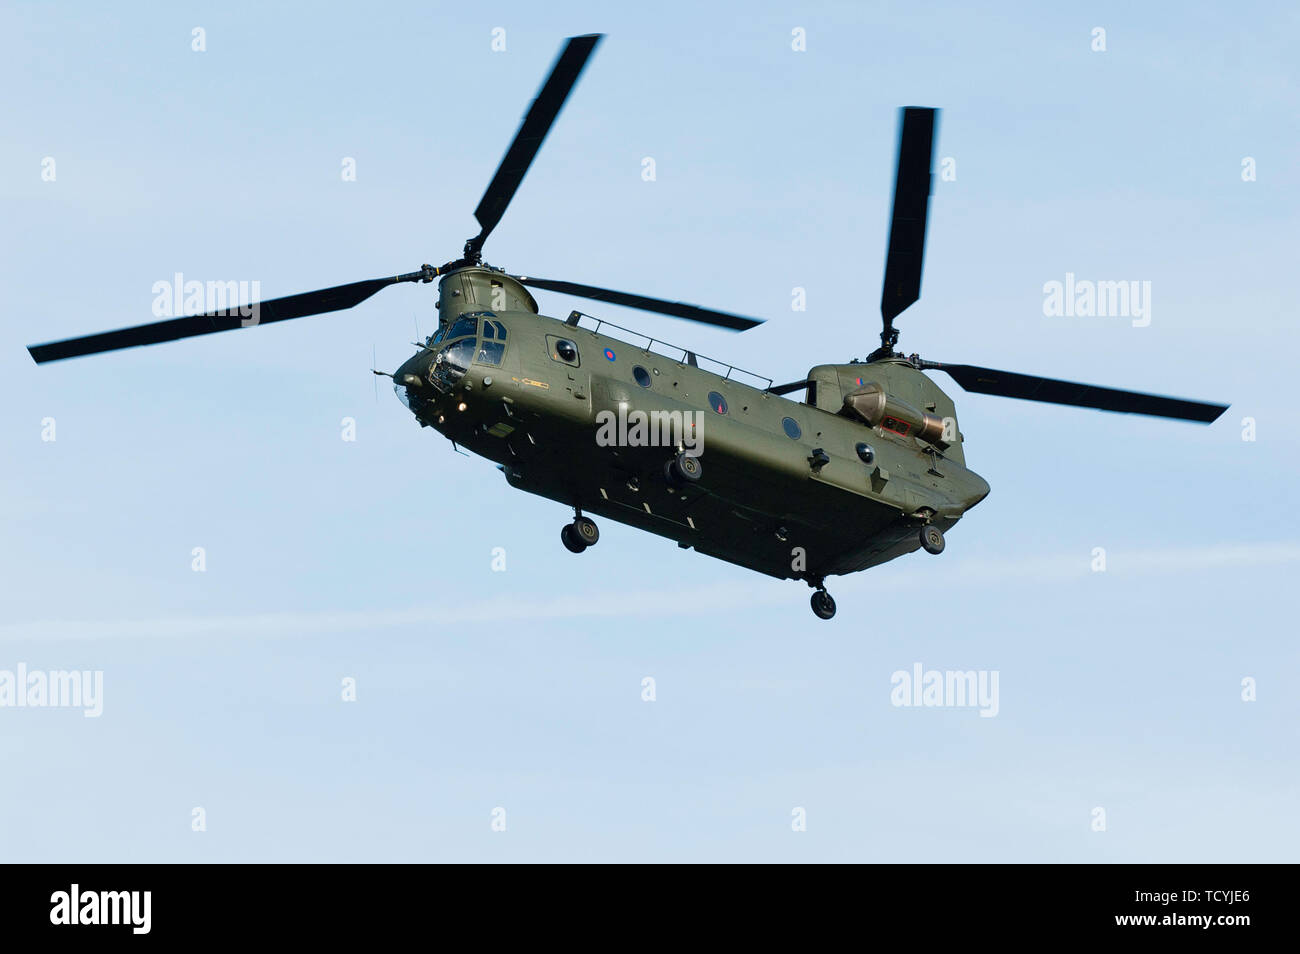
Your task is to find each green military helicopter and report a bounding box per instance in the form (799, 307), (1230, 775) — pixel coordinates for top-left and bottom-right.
(28, 34), (1228, 619)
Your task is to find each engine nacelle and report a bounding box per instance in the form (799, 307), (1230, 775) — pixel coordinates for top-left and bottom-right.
(842, 382), (949, 447)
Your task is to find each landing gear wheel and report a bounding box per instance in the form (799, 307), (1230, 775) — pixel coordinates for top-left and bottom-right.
(664, 452), (703, 488)
(561, 524), (587, 554)
(920, 524), (945, 555)
(810, 589), (837, 620)
(573, 515), (599, 547)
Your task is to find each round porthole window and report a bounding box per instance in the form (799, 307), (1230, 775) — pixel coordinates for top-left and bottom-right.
(555, 339), (577, 362)
(782, 417), (802, 440)
(708, 391), (728, 414)
(633, 366), (652, 388)
(856, 442), (875, 464)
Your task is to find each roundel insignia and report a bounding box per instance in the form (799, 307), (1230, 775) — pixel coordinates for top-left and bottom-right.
(604, 348), (616, 361)
(855, 376), (863, 386)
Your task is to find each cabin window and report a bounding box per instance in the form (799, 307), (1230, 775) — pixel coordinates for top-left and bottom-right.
(633, 366), (652, 388)
(552, 338), (579, 364)
(707, 391), (728, 414)
(782, 417), (802, 440)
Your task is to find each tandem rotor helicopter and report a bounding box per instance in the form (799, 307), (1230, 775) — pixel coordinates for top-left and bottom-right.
(29, 34), (1228, 619)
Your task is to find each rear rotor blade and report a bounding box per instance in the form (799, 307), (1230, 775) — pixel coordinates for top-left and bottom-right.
(921, 360), (1228, 423)
(880, 107), (937, 337)
(470, 34), (603, 255)
(511, 275), (763, 331)
(28, 268), (434, 364)
(766, 379), (813, 396)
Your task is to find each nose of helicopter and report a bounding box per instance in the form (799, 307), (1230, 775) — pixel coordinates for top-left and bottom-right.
(393, 352), (426, 387)
(390, 352), (429, 409)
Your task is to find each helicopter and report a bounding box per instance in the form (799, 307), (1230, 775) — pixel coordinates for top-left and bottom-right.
(28, 34), (1228, 620)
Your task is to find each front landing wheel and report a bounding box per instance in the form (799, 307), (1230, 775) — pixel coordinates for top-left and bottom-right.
(573, 516), (600, 547)
(561, 524), (587, 554)
(665, 452), (703, 488)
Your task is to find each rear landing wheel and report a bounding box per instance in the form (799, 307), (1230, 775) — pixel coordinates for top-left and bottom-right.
(810, 589), (837, 620)
(920, 524), (945, 555)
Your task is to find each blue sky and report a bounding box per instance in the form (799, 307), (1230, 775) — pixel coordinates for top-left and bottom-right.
(2, 0), (1297, 862)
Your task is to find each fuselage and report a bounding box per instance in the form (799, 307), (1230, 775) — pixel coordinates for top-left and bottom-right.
(394, 267), (990, 581)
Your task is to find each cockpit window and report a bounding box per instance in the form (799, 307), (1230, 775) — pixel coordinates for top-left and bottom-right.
(430, 338), (476, 391)
(477, 341), (505, 366)
(443, 338), (475, 370)
(446, 316), (478, 340)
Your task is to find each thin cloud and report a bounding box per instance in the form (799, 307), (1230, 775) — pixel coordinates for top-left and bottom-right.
(3, 541), (1296, 640)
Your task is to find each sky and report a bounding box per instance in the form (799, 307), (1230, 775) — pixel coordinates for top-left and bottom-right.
(1, 0), (1297, 862)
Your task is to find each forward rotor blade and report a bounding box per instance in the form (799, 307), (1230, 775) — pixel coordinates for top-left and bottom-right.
(471, 34), (603, 252)
(511, 275), (763, 331)
(880, 107), (937, 328)
(28, 269), (433, 364)
(766, 379), (813, 396)
(921, 360), (1228, 423)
